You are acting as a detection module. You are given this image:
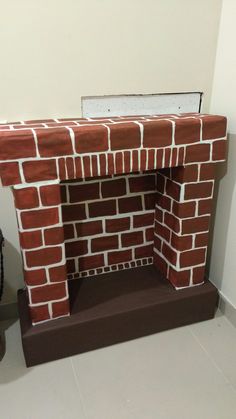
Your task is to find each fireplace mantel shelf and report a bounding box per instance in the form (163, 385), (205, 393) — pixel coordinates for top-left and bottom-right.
(0, 112), (227, 366)
(0, 113), (226, 187)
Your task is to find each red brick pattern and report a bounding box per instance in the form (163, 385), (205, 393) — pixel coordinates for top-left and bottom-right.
(61, 173), (157, 280)
(13, 183), (69, 325)
(153, 165), (215, 288)
(0, 114), (226, 186)
(0, 112), (226, 325)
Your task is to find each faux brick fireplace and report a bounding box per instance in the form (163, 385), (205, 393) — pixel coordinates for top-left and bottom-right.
(0, 112), (227, 365)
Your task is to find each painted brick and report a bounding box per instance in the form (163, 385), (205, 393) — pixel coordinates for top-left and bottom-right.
(52, 299), (70, 318)
(155, 221), (171, 242)
(76, 220), (103, 237)
(175, 118), (200, 145)
(69, 183), (99, 203)
(91, 235), (118, 252)
(79, 254), (105, 271)
(182, 216), (210, 234)
(23, 160), (57, 182)
(171, 232), (192, 251)
(156, 173), (165, 194)
(156, 193), (172, 211)
(164, 212), (180, 233)
(154, 235), (162, 252)
(108, 249), (132, 265)
(89, 199), (116, 217)
(40, 184), (61, 206)
(171, 165), (198, 183)
(119, 196), (142, 213)
(144, 193), (157, 210)
(200, 163), (216, 180)
(154, 207), (163, 223)
(198, 199), (213, 215)
(185, 144), (210, 163)
(172, 201), (196, 218)
(44, 227), (64, 245)
(143, 120), (172, 148)
(26, 246), (62, 268)
(195, 232), (209, 247)
(212, 140), (227, 161)
(102, 178), (126, 198)
(63, 224), (75, 240)
(24, 268), (47, 286)
(65, 240), (88, 257)
(0, 130), (36, 160)
(129, 175), (156, 193)
(75, 125), (108, 153)
(30, 305), (50, 323)
(135, 244), (153, 259)
(162, 242), (177, 265)
(0, 162), (21, 186)
(179, 248), (206, 268)
(121, 231), (143, 247)
(62, 204), (86, 222)
(146, 227), (154, 242)
(192, 266), (205, 284)
(165, 180), (181, 201)
(20, 230), (42, 249)
(202, 115), (227, 140)
(21, 208), (59, 229)
(31, 282), (67, 304)
(110, 123), (140, 150)
(184, 182), (213, 200)
(66, 157), (75, 178)
(106, 217), (130, 233)
(169, 267), (190, 287)
(133, 213), (154, 228)
(49, 265), (67, 282)
(36, 128), (73, 157)
(14, 187), (39, 210)
(66, 259), (76, 273)
(153, 253), (168, 277)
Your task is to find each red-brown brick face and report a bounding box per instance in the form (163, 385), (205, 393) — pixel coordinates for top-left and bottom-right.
(4, 114), (227, 324)
(0, 130), (36, 160)
(202, 115), (227, 140)
(110, 123), (141, 150)
(143, 120), (172, 148)
(21, 208), (59, 229)
(36, 128), (73, 157)
(0, 162), (21, 186)
(75, 125), (108, 153)
(14, 187), (39, 209)
(175, 118), (201, 145)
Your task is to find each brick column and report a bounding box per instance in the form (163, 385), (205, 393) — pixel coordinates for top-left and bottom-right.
(12, 181), (69, 324)
(153, 163), (216, 288)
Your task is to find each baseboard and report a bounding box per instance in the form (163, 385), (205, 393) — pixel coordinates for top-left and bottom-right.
(0, 301), (18, 321)
(218, 293), (236, 328)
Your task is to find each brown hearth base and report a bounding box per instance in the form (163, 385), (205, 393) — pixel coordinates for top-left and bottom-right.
(18, 265), (218, 367)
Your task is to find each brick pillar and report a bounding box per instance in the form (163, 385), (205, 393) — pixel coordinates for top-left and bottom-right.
(12, 181), (69, 325)
(153, 163), (216, 288)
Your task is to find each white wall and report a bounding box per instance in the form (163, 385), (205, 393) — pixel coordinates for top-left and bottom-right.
(210, 0), (236, 308)
(0, 0), (222, 304)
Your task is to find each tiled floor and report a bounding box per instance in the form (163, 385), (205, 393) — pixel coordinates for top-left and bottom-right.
(0, 312), (236, 419)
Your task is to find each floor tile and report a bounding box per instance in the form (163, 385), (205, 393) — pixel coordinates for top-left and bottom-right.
(0, 320), (86, 419)
(190, 312), (236, 389)
(71, 325), (236, 419)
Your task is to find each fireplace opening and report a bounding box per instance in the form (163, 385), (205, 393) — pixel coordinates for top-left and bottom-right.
(60, 171), (161, 281)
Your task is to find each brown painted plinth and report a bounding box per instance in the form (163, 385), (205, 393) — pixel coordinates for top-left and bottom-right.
(18, 265), (218, 367)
